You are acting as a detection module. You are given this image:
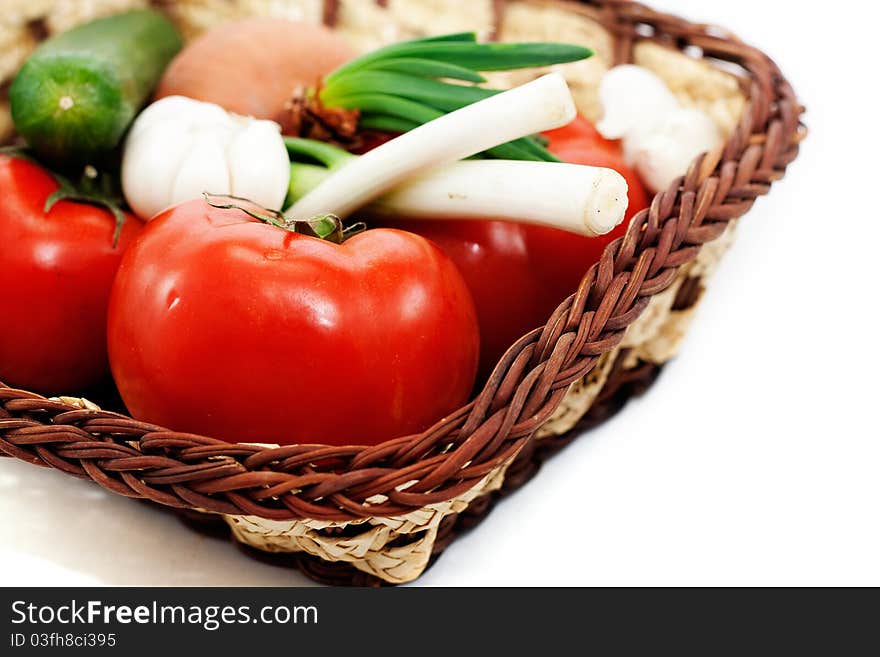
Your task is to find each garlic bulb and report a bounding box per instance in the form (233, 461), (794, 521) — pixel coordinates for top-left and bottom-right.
(122, 96), (290, 221)
(597, 65), (721, 192)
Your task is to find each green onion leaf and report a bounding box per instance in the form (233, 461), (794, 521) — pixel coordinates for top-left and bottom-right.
(326, 32), (479, 81)
(395, 42), (592, 72)
(488, 137), (561, 162)
(284, 137), (355, 168)
(327, 93), (444, 125)
(326, 37), (590, 83)
(287, 162), (333, 206)
(322, 71), (496, 111)
(314, 33), (588, 164)
(407, 32), (478, 43)
(510, 136), (561, 162)
(359, 114), (422, 134)
(327, 41), (591, 83)
(358, 57), (487, 83)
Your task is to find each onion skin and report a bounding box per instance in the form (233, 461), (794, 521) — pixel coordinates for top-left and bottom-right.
(155, 18), (356, 120)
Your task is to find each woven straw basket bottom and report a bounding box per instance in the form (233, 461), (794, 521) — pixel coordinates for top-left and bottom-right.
(0, 0), (803, 586)
(177, 356), (663, 586)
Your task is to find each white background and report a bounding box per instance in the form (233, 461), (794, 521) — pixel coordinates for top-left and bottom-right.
(1, 0), (877, 587)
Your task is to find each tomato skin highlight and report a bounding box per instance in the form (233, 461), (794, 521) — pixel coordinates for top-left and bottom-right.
(385, 116), (650, 379)
(107, 200), (480, 447)
(0, 154), (142, 394)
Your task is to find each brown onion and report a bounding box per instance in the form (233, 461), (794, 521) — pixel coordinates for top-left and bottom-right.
(155, 18), (356, 120)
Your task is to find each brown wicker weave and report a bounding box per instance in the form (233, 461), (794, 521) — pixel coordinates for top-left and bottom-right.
(0, 0), (804, 585)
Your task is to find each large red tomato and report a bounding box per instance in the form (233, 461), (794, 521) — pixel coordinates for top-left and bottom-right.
(107, 199), (480, 447)
(0, 154), (142, 394)
(385, 117), (650, 379)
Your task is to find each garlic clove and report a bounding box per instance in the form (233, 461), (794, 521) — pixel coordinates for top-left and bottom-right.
(630, 109), (721, 192)
(122, 120), (193, 219)
(659, 107), (720, 152)
(171, 131), (231, 211)
(596, 65), (678, 140)
(629, 133), (682, 192)
(123, 96), (292, 222)
(597, 65), (722, 193)
(227, 119), (290, 212)
(128, 95), (231, 142)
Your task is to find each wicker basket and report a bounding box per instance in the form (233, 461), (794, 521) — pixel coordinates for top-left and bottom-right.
(0, 0), (804, 585)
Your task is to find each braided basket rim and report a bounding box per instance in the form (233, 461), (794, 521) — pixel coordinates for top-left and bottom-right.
(0, 0), (806, 523)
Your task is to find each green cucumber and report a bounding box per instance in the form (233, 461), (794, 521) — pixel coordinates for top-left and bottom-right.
(10, 10), (182, 165)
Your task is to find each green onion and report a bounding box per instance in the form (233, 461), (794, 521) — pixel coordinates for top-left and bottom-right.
(325, 35), (591, 82)
(357, 58), (487, 83)
(326, 92), (445, 124)
(284, 137), (355, 168)
(358, 114), (422, 134)
(288, 74), (577, 221)
(310, 32), (592, 162)
(285, 140), (629, 238)
(322, 71), (496, 111)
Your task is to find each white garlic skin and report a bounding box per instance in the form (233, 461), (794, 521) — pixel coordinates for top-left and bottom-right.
(597, 65), (721, 193)
(122, 96), (291, 221)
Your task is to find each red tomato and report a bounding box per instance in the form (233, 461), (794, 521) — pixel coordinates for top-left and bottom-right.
(542, 114), (622, 160)
(381, 219), (543, 382)
(107, 199), (480, 446)
(526, 116), (650, 318)
(0, 154), (142, 394)
(385, 117), (650, 379)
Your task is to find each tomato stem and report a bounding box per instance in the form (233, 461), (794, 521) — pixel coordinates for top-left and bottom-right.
(202, 193), (345, 243)
(2, 147), (131, 247)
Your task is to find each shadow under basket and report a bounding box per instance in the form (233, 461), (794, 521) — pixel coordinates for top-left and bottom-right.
(0, 0), (805, 586)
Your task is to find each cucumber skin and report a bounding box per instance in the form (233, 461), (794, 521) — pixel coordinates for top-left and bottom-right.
(10, 10), (182, 165)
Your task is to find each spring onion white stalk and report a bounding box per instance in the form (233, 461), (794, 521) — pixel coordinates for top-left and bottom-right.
(285, 73), (577, 221)
(359, 160), (628, 237)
